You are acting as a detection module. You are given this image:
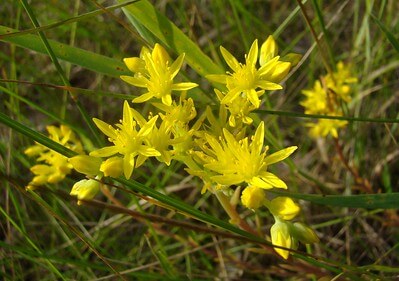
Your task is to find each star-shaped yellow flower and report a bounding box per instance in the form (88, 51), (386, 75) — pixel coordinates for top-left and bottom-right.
(121, 44), (198, 106)
(90, 101), (160, 179)
(203, 121), (297, 189)
(207, 36), (291, 108)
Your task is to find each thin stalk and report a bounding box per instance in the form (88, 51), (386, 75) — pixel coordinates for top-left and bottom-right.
(333, 138), (372, 193)
(256, 109), (399, 123)
(296, 0), (334, 76)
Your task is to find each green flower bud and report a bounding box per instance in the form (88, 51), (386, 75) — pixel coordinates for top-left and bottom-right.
(291, 222), (319, 244)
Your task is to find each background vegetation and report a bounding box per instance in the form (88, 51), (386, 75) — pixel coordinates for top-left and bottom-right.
(1, 0), (398, 280)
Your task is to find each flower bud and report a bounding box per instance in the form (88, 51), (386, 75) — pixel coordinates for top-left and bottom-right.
(270, 220), (291, 259)
(100, 156), (123, 178)
(70, 179), (100, 201)
(269, 197), (300, 220)
(241, 185), (265, 209)
(291, 222), (319, 244)
(69, 155), (102, 176)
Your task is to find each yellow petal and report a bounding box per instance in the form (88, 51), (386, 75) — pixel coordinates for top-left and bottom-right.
(123, 153), (135, 179)
(220, 45), (240, 71)
(92, 118), (116, 139)
(246, 39), (258, 66)
(120, 75), (148, 87)
(152, 43), (170, 66)
(123, 57), (145, 73)
(260, 35), (278, 66)
(90, 146), (119, 157)
(264, 146), (297, 165)
(259, 171), (287, 189)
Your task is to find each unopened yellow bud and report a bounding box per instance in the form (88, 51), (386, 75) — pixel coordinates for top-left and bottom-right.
(70, 179), (100, 201)
(31, 175), (48, 185)
(270, 220), (291, 259)
(69, 155), (102, 176)
(241, 185), (265, 209)
(100, 156), (123, 178)
(269, 197), (300, 220)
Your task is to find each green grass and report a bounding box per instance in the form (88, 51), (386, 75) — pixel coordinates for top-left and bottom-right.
(1, 0), (399, 280)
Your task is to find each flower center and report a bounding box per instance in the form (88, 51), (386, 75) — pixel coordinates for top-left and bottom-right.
(231, 64), (257, 90)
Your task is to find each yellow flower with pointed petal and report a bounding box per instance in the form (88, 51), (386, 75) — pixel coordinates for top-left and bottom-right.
(301, 61), (357, 138)
(121, 43), (198, 106)
(325, 61), (358, 102)
(207, 36), (293, 108)
(207, 39), (283, 108)
(90, 101), (160, 179)
(203, 122), (297, 189)
(300, 80), (329, 115)
(25, 125), (83, 189)
(307, 118), (348, 138)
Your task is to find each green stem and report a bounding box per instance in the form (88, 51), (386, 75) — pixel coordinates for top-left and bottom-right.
(214, 191), (258, 236)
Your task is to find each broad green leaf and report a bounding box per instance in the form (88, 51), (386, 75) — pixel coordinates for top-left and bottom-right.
(119, 0), (224, 77)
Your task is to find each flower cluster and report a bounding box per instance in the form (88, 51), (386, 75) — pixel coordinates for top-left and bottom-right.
(24, 125), (83, 190)
(301, 62), (357, 138)
(26, 39), (318, 259)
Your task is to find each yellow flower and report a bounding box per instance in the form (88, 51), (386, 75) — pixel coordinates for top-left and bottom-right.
(90, 101), (160, 179)
(120, 43), (198, 106)
(268, 197), (300, 221)
(301, 61), (357, 138)
(25, 125), (83, 189)
(207, 36), (291, 108)
(241, 185), (265, 209)
(300, 80), (329, 115)
(203, 122), (297, 188)
(307, 118), (348, 138)
(325, 61), (358, 102)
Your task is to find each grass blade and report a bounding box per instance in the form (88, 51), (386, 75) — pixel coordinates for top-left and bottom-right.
(371, 13), (399, 53)
(271, 190), (399, 209)
(0, 25), (129, 77)
(119, 0), (224, 77)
